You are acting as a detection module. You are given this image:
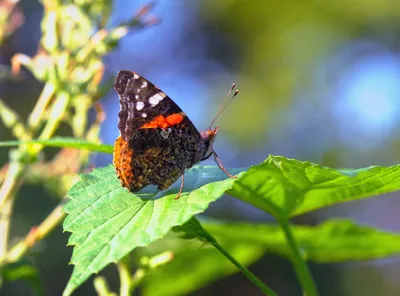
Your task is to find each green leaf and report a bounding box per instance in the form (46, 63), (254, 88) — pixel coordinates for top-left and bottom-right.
(203, 219), (400, 262)
(62, 165), (245, 296)
(140, 233), (265, 296)
(0, 137), (113, 154)
(228, 155), (400, 217)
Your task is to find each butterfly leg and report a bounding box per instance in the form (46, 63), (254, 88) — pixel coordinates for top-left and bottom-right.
(213, 151), (237, 179)
(174, 172), (185, 200)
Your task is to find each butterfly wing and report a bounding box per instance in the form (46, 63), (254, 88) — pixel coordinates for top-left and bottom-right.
(114, 70), (200, 141)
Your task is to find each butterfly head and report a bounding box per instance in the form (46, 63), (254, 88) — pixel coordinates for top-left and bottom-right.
(200, 126), (219, 160)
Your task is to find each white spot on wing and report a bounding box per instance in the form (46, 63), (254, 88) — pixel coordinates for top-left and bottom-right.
(142, 113), (147, 117)
(141, 81), (148, 88)
(133, 73), (139, 79)
(136, 101), (145, 110)
(148, 92), (166, 106)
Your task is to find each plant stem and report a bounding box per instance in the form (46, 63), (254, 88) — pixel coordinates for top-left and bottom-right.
(212, 241), (277, 296)
(0, 91), (70, 263)
(28, 83), (55, 131)
(93, 276), (117, 296)
(278, 218), (318, 296)
(38, 91), (70, 141)
(0, 160), (24, 261)
(130, 268), (145, 292)
(117, 261), (131, 296)
(4, 202), (66, 264)
(0, 198), (15, 262)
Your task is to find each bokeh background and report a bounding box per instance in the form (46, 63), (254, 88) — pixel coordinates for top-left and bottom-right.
(1, 0), (400, 295)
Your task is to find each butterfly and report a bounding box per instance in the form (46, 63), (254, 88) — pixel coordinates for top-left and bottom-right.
(113, 70), (237, 199)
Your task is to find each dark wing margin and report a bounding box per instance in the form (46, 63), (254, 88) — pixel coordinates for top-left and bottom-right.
(115, 70), (187, 141)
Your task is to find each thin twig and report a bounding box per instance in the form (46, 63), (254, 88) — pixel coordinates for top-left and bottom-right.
(93, 276), (117, 296)
(2, 201), (66, 265)
(117, 261), (131, 296)
(28, 83), (55, 131)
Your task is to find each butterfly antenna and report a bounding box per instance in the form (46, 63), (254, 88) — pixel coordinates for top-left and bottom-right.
(209, 83), (239, 129)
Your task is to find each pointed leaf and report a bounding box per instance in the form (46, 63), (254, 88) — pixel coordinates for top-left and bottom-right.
(228, 156), (400, 217)
(62, 165), (245, 296)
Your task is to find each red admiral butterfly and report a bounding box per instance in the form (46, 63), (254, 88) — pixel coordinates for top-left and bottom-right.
(113, 70), (237, 199)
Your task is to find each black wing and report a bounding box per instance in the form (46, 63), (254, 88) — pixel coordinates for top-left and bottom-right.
(114, 70), (200, 141)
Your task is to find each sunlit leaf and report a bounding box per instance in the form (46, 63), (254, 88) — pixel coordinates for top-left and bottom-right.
(228, 156), (400, 217)
(62, 165), (245, 296)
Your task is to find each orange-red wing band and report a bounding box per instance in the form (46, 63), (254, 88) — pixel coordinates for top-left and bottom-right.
(140, 113), (184, 129)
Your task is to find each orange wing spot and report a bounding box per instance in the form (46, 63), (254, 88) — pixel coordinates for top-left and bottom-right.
(140, 115), (165, 128)
(165, 113), (184, 126)
(140, 113), (184, 129)
(113, 136), (134, 188)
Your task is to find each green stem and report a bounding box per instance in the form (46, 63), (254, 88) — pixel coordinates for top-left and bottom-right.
(117, 261), (131, 296)
(0, 197), (15, 262)
(278, 218), (318, 296)
(0, 91), (70, 263)
(93, 276), (116, 296)
(28, 83), (55, 131)
(38, 91), (70, 141)
(4, 202), (66, 265)
(130, 268), (145, 292)
(0, 158), (24, 261)
(212, 241), (277, 296)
